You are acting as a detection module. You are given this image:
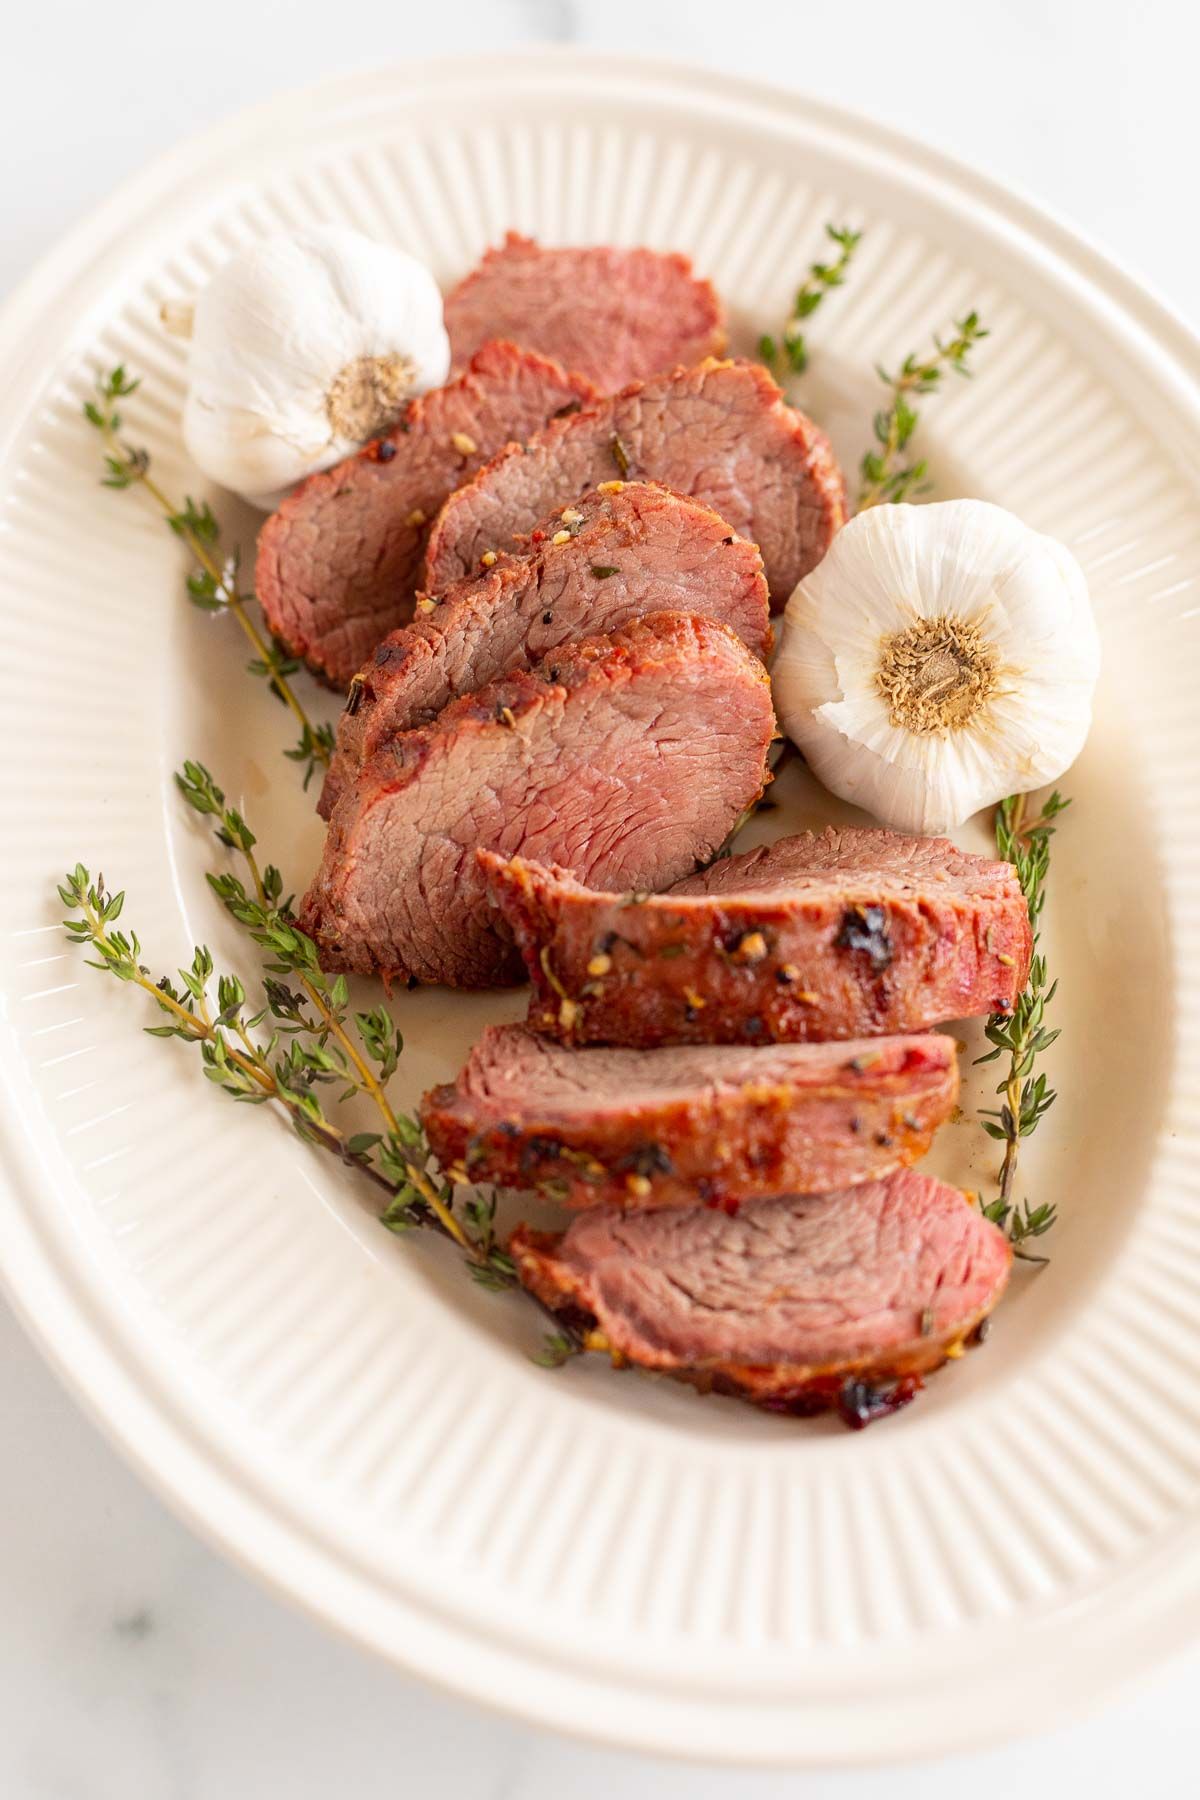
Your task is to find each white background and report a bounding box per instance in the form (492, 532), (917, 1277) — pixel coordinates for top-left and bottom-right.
(3, 2), (1198, 1794)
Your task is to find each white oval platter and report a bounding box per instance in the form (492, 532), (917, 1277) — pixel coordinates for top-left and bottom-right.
(0, 52), (1198, 1767)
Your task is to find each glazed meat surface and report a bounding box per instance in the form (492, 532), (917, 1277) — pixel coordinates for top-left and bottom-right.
(421, 1024), (960, 1209)
(483, 830), (1032, 1045)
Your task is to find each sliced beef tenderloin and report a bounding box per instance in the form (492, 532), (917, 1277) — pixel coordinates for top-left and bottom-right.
(421, 1024), (959, 1210)
(423, 359), (847, 609)
(511, 1170), (1011, 1420)
(483, 828), (1032, 1046)
(298, 613), (774, 988)
(444, 233), (726, 392)
(318, 481), (771, 819)
(255, 340), (597, 688)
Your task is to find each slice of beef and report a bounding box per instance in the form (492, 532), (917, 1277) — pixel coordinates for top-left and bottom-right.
(255, 340), (598, 688)
(317, 481), (771, 819)
(511, 1171), (1011, 1418)
(421, 1024), (959, 1210)
(483, 828), (1032, 1046)
(298, 613), (774, 988)
(444, 233), (727, 392)
(423, 359), (846, 610)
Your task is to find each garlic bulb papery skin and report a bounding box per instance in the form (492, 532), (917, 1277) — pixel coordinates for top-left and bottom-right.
(773, 499), (1100, 836)
(181, 226), (451, 510)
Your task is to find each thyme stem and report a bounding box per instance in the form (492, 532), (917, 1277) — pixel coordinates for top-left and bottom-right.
(78, 873), (464, 1239)
(61, 843), (496, 1284)
(857, 312), (988, 510)
(78, 888), (274, 1095)
(976, 788), (1069, 1260)
(101, 422), (322, 755)
(84, 367), (333, 784)
(304, 973), (468, 1248)
(708, 738), (796, 864)
(995, 793), (1028, 1206)
(760, 223), (862, 377)
(238, 837), (403, 1136)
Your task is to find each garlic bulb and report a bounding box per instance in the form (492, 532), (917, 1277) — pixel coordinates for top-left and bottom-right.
(773, 499), (1100, 835)
(179, 226), (451, 509)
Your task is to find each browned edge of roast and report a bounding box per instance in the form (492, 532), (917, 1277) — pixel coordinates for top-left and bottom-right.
(511, 1178), (1012, 1421)
(514, 1219), (1004, 1419)
(420, 1027), (960, 1210)
(480, 841), (1033, 1046)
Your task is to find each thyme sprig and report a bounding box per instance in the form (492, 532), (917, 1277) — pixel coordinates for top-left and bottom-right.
(857, 312), (988, 509)
(172, 759), (472, 1252)
(83, 368), (334, 788)
(59, 761), (545, 1309)
(976, 789), (1070, 1262)
(760, 224), (862, 377)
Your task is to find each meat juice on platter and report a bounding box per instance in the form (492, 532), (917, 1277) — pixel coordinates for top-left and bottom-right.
(68, 229), (1100, 1428)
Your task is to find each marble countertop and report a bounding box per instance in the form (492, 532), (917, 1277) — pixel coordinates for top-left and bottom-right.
(3, 2), (1197, 1793)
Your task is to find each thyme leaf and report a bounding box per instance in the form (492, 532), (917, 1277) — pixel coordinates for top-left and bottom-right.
(83, 367), (333, 786)
(283, 720), (338, 791)
(857, 312), (988, 509)
(979, 1197), (1059, 1266)
(760, 222), (862, 377)
(534, 1331), (584, 1369)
